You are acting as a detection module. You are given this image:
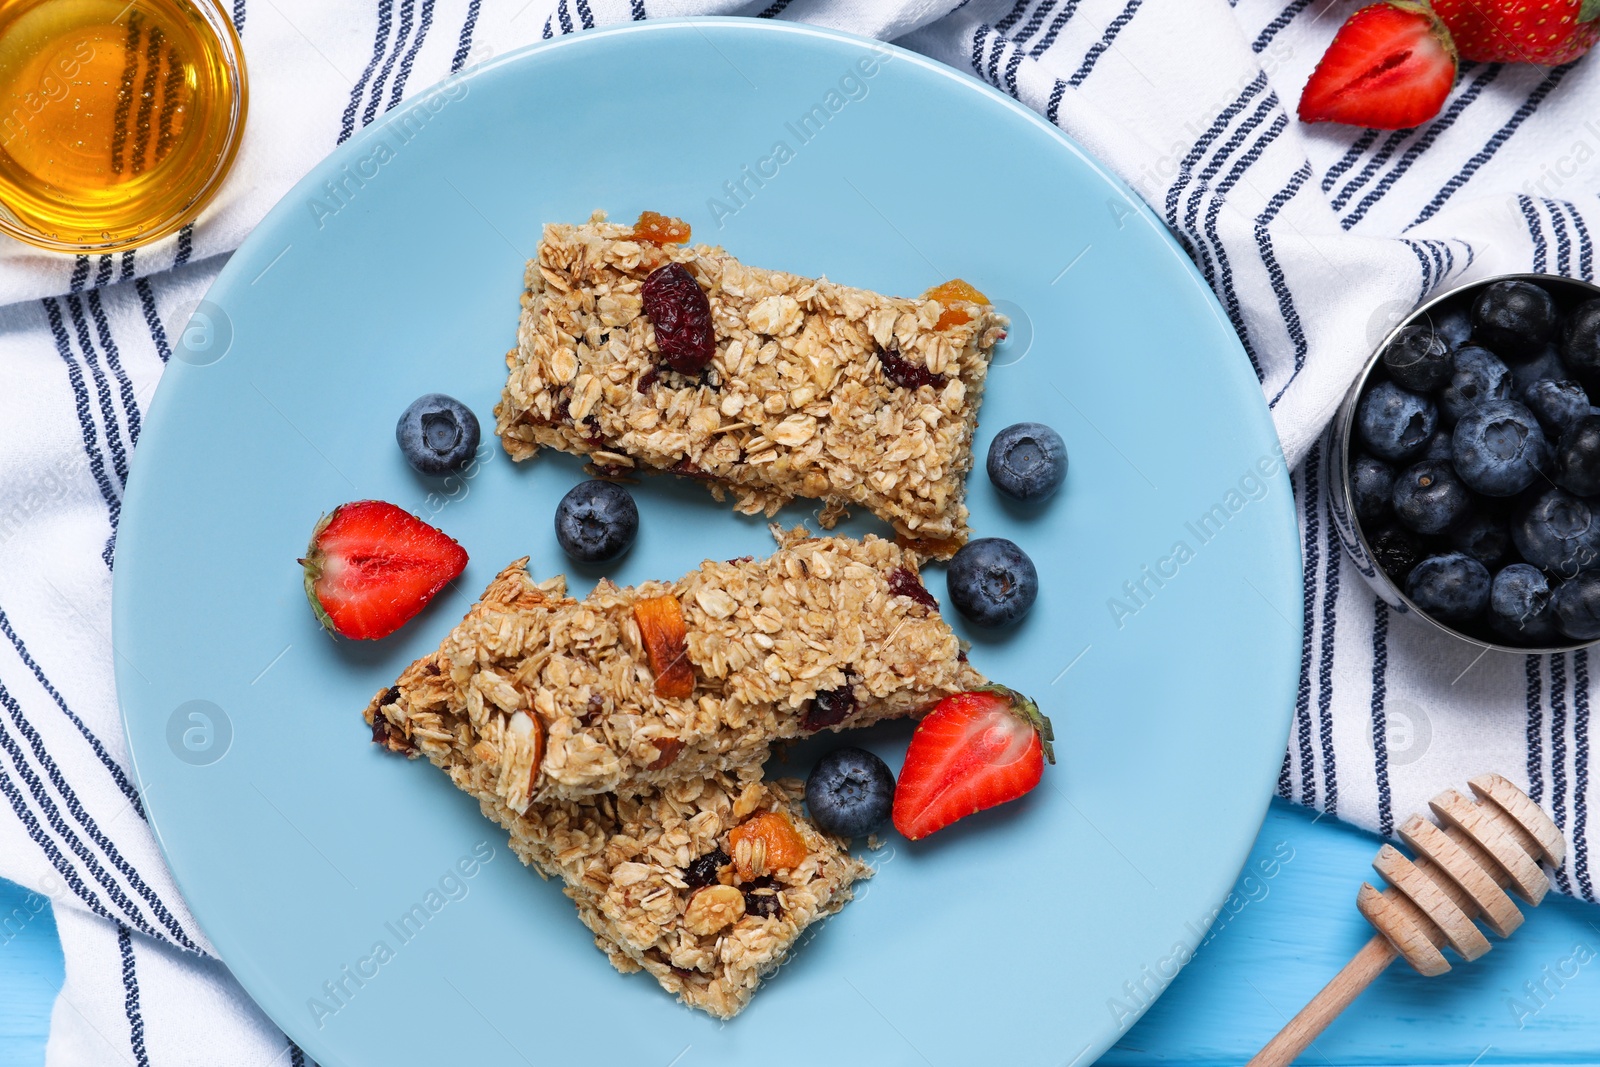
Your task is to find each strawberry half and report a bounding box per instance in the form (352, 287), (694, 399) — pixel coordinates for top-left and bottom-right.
(1431, 0), (1600, 64)
(300, 500), (468, 640)
(891, 686), (1055, 841)
(1298, 2), (1457, 130)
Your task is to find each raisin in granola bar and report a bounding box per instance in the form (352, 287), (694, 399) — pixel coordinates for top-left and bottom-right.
(365, 529), (984, 805)
(494, 212), (1009, 556)
(371, 689), (869, 1018)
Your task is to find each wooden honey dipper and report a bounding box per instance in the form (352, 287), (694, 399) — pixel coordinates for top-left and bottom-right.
(1248, 773), (1565, 1067)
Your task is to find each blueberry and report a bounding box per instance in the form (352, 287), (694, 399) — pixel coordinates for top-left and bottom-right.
(1405, 552), (1491, 625)
(1421, 429), (1454, 462)
(1450, 400), (1549, 497)
(1523, 379), (1591, 437)
(986, 422), (1067, 502)
(1357, 381), (1437, 462)
(1368, 521), (1426, 583)
(946, 537), (1038, 627)
(1553, 573), (1600, 640)
(1439, 345), (1512, 425)
(1429, 305), (1474, 350)
(1554, 414), (1600, 497)
(1449, 509), (1510, 567)
(1513, 488), (1600, 578)
(396, 393), (480, 475)
(1351, 454), (1394, 525)
(1473, 280), (1558, 359)
(553, 480), (639, 563)
(805, 747), (895, 838)
(1392, 460), (1472, 535)
(1511, 345), (1569, 400)
(1562, 299), (1600, 378)
(1382, 324), (1452, 392)
(1489, 564), (1561, 644)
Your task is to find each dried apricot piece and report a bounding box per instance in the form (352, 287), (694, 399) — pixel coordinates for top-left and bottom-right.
(729, 811), (809, 881)
(633, 594), (695, 698)
(632, 210), (692, 245)
(924, 278), (991, 331)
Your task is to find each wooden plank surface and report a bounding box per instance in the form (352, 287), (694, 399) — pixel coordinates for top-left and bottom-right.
(0, 876), (60, 1067)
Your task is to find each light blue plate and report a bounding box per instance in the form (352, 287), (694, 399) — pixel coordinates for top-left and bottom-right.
(114, 19), (1301, 1067)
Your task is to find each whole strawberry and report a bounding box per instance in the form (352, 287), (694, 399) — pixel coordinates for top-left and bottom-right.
(1431, 0), (1600, 63)
(892, 686), (1054, 840)
(1299, 2), (1458, 130)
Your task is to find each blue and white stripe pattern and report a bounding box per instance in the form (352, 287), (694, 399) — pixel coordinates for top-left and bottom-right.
(0, 1), (1597, 1062)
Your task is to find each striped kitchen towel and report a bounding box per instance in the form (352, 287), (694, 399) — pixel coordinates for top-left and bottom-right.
(0, 0), (1596, 1063)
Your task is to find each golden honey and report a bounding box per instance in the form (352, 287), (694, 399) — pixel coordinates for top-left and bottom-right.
(0, 0), (245, 252)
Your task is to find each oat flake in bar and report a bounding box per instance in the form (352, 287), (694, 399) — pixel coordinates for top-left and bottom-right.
(364, 528), (985, 805)
(494, 211), (1009, 557)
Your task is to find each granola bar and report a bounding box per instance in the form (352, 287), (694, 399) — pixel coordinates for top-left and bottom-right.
(494, 212), (1009, 556)
(365, 529), (984, 804)
(373, 689), (869, 1018)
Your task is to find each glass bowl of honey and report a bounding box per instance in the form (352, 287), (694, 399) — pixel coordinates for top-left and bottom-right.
(0, 0), (247, 253)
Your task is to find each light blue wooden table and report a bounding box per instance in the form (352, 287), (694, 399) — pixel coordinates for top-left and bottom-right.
(3, 799), (1597, 1065)
(0, 873), (62, 1067)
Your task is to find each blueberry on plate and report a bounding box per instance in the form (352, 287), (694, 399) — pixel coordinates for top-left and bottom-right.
(553, 479), (639, 563)
(1406, 552), (1491, 625)
(1439, 345), (1512, 425)
(946, 537), (1038, 627)
(1473, 279), (1558, 359)
(1511, 345), (1568, 400)
(1489, 564), (1560, 644)
(1351, 454), (1395, 525)
(805, 747), (895, 838)
(1553, 573), (1600, 641)
(1392, 459), (1471, 535)
(1368, 521), (1426, 583)
(1513, 488), (1600, 578)
(1448, 509), (1511, 568)
(396, 393), (481, 475)
(1554, 414), (1600, 497)
(1357, 381), (1437, 462)
(1561, 299), (1600, 378)
(1450, 399), (1548, 497)
(1522, 379), (1591, 437)
(1429, 305), (1473, 350)
(1381, 324), (1452, 392)
(986, 422), (1067, 502)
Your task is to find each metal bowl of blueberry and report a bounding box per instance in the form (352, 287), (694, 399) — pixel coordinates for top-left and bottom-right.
(1329, 273), (1600, 651)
